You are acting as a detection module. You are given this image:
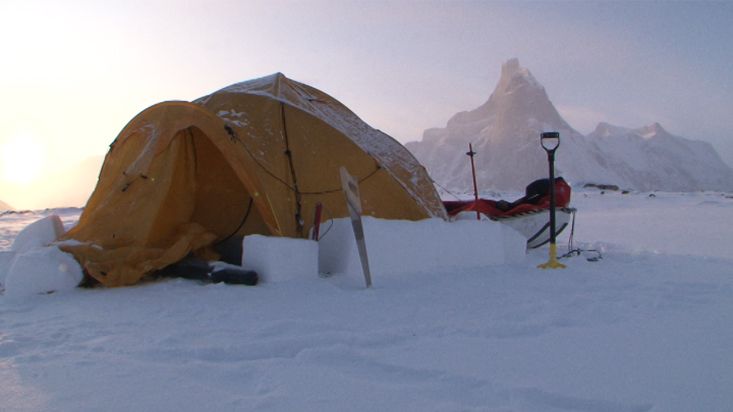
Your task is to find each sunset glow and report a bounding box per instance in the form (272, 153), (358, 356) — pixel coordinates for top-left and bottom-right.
(0, 1), (731, 209)
(1, 134), (45, 186)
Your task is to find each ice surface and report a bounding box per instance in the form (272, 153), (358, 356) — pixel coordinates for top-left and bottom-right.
(1, 192), (732, 411)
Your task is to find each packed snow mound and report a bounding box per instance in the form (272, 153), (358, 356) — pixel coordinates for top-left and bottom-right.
(1, 214), (83, 296)
(407, 58), (733, 193)
(0, 211), (526, 294)
(318, 217), (526, 280)
(3, 246), (83, 297)
(10, 215), (65, 254)
(242, 235), (319, 283)
(242, 216), (527, 287)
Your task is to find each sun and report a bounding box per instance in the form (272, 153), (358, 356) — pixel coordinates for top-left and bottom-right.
(1, 134), (46, 185)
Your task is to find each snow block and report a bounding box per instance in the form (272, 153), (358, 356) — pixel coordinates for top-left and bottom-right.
(242, 235), (318, 283)
(11, 215), (66, 254)
(4, 246), (84, 297)
(0, 250), (16, 287)
(318, 217), (526, 277)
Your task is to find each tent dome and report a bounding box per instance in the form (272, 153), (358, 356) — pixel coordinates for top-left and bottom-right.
(61, 74), (445, 287)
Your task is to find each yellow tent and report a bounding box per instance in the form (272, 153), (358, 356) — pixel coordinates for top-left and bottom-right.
(61, 73), (446, 287)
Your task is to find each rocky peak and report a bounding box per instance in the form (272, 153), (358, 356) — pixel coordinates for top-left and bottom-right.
(636, 122), (668, 139)
(590, 122), (631, 138)
(445, 58), (567, 135)
(497, 58), (542, 95)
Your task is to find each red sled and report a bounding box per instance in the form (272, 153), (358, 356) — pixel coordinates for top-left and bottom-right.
(443, 177), (575, 249)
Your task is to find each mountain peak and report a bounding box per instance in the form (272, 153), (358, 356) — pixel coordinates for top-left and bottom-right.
(592, 122), (630, 138)
(501, 58), (521, 76)
(408, 59), (733, 192)
(590, 122), (672, 141)
(410, 58), (587, 191)
(636, 122), (668, 139)
(498, 58), (542, 93)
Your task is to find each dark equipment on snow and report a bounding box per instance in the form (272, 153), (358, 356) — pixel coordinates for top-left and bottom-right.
(155, 256), (259, 286)
(209, 268), (258, 286)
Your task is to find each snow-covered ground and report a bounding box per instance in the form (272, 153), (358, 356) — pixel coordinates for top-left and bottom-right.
(1, 191), (732, 412)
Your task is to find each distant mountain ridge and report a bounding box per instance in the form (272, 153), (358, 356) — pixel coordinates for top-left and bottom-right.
(406, 58), (733, 193)
(0, 200), (12, 211)
(588, 122), (733, 191)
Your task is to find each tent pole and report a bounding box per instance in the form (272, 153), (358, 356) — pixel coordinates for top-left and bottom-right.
(280, 103), (304, 236)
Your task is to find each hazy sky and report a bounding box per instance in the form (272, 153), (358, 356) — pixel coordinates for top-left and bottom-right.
(1, 0), (732, 209)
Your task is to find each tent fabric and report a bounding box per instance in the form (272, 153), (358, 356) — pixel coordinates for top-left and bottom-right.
(60, 74), (446, 287)
(193, 73), (447, 222)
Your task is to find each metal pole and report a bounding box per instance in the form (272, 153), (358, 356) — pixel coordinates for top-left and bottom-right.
(538, 132), (566, 269)
(547, 150), (557, 245)
(466, 143), (480, 220)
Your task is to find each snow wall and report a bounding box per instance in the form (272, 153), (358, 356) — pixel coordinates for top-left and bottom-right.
(2, 215), (526, 294)
(243, 217), (526, 283)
